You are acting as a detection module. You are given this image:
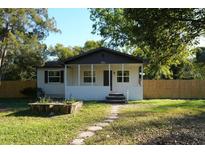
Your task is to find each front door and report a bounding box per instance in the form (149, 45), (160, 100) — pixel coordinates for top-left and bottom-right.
(103, 70), (112, 91)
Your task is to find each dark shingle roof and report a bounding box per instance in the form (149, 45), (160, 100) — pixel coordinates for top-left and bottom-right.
(38, 61), (64, 68)
(38, 47), (145, 68)
(64, 47), (144, 64)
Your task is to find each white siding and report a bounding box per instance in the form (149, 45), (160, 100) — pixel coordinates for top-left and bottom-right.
(37, 68), (65, 98)
(65, 64), (143, 100)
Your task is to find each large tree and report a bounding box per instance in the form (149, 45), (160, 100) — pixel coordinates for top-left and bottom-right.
(90, 8), (205, 79)
(47, 40), (104, 61)
(0, 9), (59, 80)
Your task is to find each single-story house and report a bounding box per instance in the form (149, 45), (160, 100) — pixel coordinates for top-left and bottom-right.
(37, 47), (145, 102)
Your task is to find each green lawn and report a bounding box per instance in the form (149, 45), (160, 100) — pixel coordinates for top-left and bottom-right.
(85, 99), (205, 145)
(0, 99), (111, 144)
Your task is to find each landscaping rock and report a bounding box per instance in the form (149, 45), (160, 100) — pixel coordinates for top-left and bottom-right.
(107, 115), (119, 120)
(87, 126), (103, 131)
(95, 122), (110, 127)
(78, 131), (95, 138)
(104, 119), (114, 123)
(70, 138), (84, 145)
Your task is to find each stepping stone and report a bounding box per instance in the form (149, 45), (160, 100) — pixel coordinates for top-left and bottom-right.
(104, 119), (114, 123)
(95, 122), (110, 127)
(111, 113), (118, 116)
(70, 138), (84, 145)
(87, 126), (103, 131)
(107, 115), (119, 120)
(78, 131), (95, 139)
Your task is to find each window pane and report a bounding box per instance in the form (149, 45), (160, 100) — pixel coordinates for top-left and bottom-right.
(117, 71), (122, 76)
(84, 71), (95, 76)
(124, 77), (129, 82)
(49, 77), (60, 82)
(84, 77), (91, 83)
(84, 71), (91, 76)
(117, 77), (122, 82)
(124, 71), (129, 76)
(49, 71), (54, 76)
(84, 77), (96, 83)
(49, 71), (60, 76)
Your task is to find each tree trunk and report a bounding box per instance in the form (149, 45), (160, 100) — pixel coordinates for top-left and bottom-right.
(0, 43), (8, 85)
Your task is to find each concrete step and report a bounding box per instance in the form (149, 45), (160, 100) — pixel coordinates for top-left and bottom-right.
(106, 96), (126, 100)
(105, 99), (127, 103)
(109, 93), (124, 97)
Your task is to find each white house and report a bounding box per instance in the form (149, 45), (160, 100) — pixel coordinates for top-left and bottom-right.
(37, 47), (144, 102)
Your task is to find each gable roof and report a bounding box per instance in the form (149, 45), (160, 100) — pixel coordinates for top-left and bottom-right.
(64, 47), (144, 64)
(38, 61), (64, 68)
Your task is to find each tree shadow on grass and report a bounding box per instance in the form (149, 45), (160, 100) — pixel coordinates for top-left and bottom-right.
(142, 112), (205, 145)
(5, 108), (72, 117)
(6, 109), (52, 117)
(111, 101), (205, 145)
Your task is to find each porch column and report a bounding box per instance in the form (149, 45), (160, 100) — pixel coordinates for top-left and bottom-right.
(141, 64), (143, 86)
(108, 64), (111, 88)
(64, 64), (67, 99)
(121, 64), (124, 83)
(91, 64), (93, 86)
(78, 64), (80, 86)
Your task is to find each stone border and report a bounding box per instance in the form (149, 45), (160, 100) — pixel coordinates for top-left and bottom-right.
(29, 101), (83, 115)
(70, 104), (122, 145)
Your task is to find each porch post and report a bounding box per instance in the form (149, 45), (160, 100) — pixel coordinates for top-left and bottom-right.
(141, 64), (143, 86)
(78, 64), (80, 86)
(64, 64), (67, 99)
(108, 64), (111, 88)
(121, 64), (124, 83)
(91, 64), (93, 86)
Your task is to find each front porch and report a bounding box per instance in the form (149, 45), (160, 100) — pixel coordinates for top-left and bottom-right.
(64, 64), (143, 100)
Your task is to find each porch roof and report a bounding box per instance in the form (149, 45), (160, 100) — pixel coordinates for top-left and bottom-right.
(64, 47), (144, 64)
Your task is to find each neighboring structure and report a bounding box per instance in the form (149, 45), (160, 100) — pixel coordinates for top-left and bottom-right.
(37, 47), (144, 101)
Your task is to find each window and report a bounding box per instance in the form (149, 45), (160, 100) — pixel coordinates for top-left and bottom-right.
(83, 71), (96, 83)
(48, 71), (61, 83)
(117, 71), (129, 82)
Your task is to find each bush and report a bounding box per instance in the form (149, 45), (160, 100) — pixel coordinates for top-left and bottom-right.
(21, 88), (45, 98)
(21, 87), (37, 98)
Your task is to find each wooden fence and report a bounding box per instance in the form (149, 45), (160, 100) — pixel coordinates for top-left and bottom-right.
(0, 80), (205, 99)
(0, 80), (36, 98)
(144, 80), (205, 99)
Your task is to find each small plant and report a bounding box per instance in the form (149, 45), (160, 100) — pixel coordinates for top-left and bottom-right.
(38, 97), (51, 104)
(63, 98), (77, 104)
(37, 88), (45, 98)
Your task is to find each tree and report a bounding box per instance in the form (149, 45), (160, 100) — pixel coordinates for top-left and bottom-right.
(48, 44), (77, 61)
(47, 40), (104, 61)
(2, 37), (47, 80)
(90, 8), (205, 79)
(83, 40), (103, 51)
(0, 8), (59, 80)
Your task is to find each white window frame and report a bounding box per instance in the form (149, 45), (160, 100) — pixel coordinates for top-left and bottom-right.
(48, 70), (61, 83)
(83, 71), (96, 83)
(117, 70), (130, 83)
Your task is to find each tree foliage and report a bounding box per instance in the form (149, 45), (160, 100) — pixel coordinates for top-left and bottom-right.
(90, 8), (205, 79)
(47, 40), (103, 61)
(0, 8), (59, 80)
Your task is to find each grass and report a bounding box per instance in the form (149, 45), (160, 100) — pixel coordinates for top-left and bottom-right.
(0, 99), (111, 144)
(85, 99), (205, 145)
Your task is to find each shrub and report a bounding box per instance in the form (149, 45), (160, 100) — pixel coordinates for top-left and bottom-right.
(21, 87), (37, 98)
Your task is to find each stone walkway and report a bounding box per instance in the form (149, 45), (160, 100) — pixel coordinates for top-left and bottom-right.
(70, 104), (122, 145)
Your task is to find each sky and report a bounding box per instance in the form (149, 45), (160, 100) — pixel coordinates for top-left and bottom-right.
(44, 8), (205, 48)
(44, 8), (102, 47)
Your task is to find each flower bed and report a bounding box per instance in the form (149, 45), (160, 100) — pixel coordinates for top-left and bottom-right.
(29, 101), (83, 115)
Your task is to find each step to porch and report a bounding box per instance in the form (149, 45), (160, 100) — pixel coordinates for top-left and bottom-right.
(105, 93), (127, 103)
